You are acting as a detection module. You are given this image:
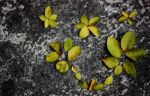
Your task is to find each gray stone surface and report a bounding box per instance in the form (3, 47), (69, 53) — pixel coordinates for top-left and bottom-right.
(0, 0), (150, 96)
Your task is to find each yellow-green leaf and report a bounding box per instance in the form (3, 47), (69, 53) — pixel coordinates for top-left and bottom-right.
(127, 19), (133, 25)
(104, 76), (113, 85)
(122, 11), (129, 18)
(114, 65), (123, 76)
(49, 14), (57, 20)
(123, 61), (136, 76)
(79, 27), (89, 39)
(56, 61), (69, 73)
(89, 80), (96, 91)
(129, 11), (138, 18)
(75, 23), (86, 29)
(125, 49), (146, 61)
(39, 15), (46, 21)
(75, 72), (81, 80)
(64, 38), (73, 52)
(88, 26), (99, 37)
(121, 31), (135, 51)
(49, 20), (57, 28)
(101, 57), (119, 68)
(45, 52), (59, 62)
(45, 6), (52, 18)
(81, 15), (88, 25)
(89, 16), (100, 25)
(68, 46), (81, 61)
(94, 83), (104, 90)
(107, 36), (122, 58)
(50, 42), (61, 54)
(78, 81), (89, 89)
(118, 16), (127, 22)
(44, 19), (49, 28)
(71, 66), (78, 73)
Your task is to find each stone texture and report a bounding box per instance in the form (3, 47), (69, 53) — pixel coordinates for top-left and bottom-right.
(0, 0), (150, 96)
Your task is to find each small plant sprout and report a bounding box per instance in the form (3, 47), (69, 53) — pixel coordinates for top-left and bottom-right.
(75, 15), (100, 39)
(39, 5), (57, 28)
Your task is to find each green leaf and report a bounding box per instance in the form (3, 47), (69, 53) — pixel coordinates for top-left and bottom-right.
(49, 20), (57, 28)
(78, 81), (89, 89)
(125, 48), (146, 61)
(127, 19), (133, 25)
(94, 83), (104, 90)
(75, 23), (86, 29)
(49, 14), (57, 20)
(89, 16), (100, 25)
(104, 76), (113, 85)
(122, 11), (129, 18)
(129, 11), (138, 18)
(88, 26), (99, 37)
(123, 61), (136, 76)
(101, 57), (119, 68)
(114, 65), (123, 76)
(64, 38), (73, 52)
(118, 16), (127, 22)
(44, 19), (49, 28)
(45, 52), (59, 62)
(79, 27), (89, 39)
(68, 46), (81, 61)
(121, 31), (135, 51)
(50, 42), (61, 54)
(45, 6), (52, 18)
(75, 72), (81, 80)
(56, 61), (69, 73)
(81, 15), (88, 25)
(39, 15), (46, 21)
(107, 36), (122, 58)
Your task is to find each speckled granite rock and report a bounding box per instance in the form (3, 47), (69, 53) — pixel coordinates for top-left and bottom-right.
(0, 0), (150, 96)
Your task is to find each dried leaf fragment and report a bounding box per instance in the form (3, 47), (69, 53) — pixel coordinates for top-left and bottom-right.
(89, 80), (96, 91)
(46, 52), (59, 62)
(68, 46), (81, 61)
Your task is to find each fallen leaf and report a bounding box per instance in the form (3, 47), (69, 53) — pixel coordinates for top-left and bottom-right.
(56, 61), (69, 73)
(64, 38), (73, 52)
(107, 36), (122, 58)
(123, 61), (136, 76)
(50, 42), (61, 54)
(88, 26), (99, 37)
(79, 27), (89, 39)
(89, 80), (96, 91)
(89, 16), (100, 25)
(46, 52), (59, 62)
(125, 48), (146, 61)
(101, 57), (119, 68)
(114, 65), (123, 76)
(45, 6), (52, 18)
(121, 31), (135, 51)
(104, 76), (113, 85)
(68, 46), (81, 61)
(81, 15), (88, 25)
